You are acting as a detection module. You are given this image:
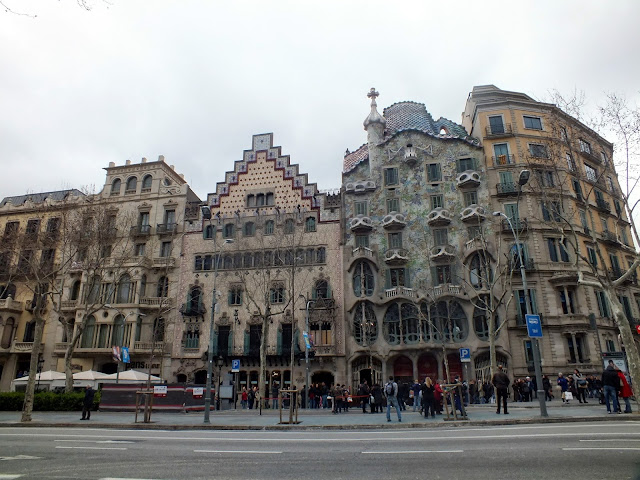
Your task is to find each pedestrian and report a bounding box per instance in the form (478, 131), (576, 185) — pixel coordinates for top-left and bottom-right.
(271, 381), (279, 410)
(601, 360), (621, 414)
(371, 383), (383, 413)
(384, 376), (402, 422)
(241, 386), (248, 409)
(491, 365), (510, 415)
(411, 379), (421, 412)
(434, 380), (444, 414)
(421, 377), (436, 418)
(542, 375), (553, 401)
(81, 385), (95, 420)
(358, 381), (370, 413)
(574, 369), (588, 404)
(469, 379), (478, 405)
(616, 368), (633, 414)
(247, 386), (255, 409)
(557, 372), (570, 403)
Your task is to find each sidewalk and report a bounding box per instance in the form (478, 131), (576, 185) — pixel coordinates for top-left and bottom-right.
(0, 402), (637, 430)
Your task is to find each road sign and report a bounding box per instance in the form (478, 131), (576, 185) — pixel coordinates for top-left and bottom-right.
(231, 359), (240, 373)
(154, 385), (167, 397)
(121, 347), (130, 364)
(526, 314), (543, 338)
(459, 348), (471, 363)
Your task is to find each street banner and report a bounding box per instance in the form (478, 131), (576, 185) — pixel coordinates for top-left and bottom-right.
(121, 347), (130, 364)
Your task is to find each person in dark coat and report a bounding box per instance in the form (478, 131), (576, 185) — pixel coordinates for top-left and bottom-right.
(492, 365), (510, 414)
(421, 377), (436, 418)
(81, 386), (95, 420)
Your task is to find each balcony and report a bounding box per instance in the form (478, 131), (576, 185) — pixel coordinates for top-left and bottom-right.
(501, 218), (528, 234)
(600, 230), (619, 245)
(351, 246), (374, 260)
(180, 303), (206, 317)
(385, 286), (414, 298)
(485, 123), (513, 138)
(384, 248), (409, 265)
(608, 268), (637, 285)
(348, 215), (373, 232)
(433, 283), (461, 297)
(156, 223), (178, 235)
(496, 182), (518, 196)
(314, 345), (336, 356)
(381, 212), (407, 230)
(430, 244), (456, 262)
(12, 342), (34, 352)
(427, 208), (452, 226)
(0, 298), (23, 313)
(140, 296), (175, 308)
(595, 198), (611, 213)
(152, 257), (176, 269)
(460, 204), (487, 223)
(54, 342), (69, 353)
(344, 180), (376, 195)
(456, 170), (481, 189)
(508, 258), (535, 272)
(60, 299), (79, 311)
(134, 341), (167, 352)
(578, 148), (601, 165)
(492, 154), (515, 166)
(40, 231), (60, 245)
(130, 225), (152, 237)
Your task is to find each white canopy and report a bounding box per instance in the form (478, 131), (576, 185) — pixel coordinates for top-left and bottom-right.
(12, 370), (66, 382)
(72, 370), (109, 381)
(101, 369), (162, 383)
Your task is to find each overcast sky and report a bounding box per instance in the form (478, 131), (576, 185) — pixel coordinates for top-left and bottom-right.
(2, 0), (639, 201)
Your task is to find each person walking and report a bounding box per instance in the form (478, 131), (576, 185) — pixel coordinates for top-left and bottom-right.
(371, 383), (383, 413)
(542, 375), (553, 401)
(81, 385), (95, 420)
(271, 381), (279, 410)
(358, 381), (370, 413)
(411, 379), (421, 412)
(557, 372), (570, 404)
(574, 369), (588, 404)
(492, 365), (510, 415)
(616, 368), (633, 414)
(602, 360), (621, 414)
(384, 376), (402, 422)
(241, 386), (248, 409)
(421, 377), (436, 418)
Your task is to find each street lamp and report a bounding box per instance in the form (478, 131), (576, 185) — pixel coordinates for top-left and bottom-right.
(216, 356), (224, 410)
(493, 169), (547, 417)
(203, 206), (233, 424)
(298, 294), (314, 409)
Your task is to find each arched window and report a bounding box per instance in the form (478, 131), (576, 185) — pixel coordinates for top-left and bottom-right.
(284, 219), (295, 234)
(125, 176), (137, 193)
(81, 316), (96, 348)
(429, 300), (468, 343)
(383, 303), (401, 345)
(186, 286), (203, 314)
(135, 315), (143, 342)
(203, 224), (215, 239)
(141, 174), (152, 191)
(223, 255), (233, 269)
(243, 253), (253, 268)
(305, 217), (316, 232)
(1, 317), (15, 349)
(86, 276), (100, 303)
(401, 303), (420, 344)
(353, 261), (374, 297)
(473, 302), (499, 341)
(157, 276), (169, 297)
(469, 252), (492, 289)
(116, 274), (132, 304)
(223, 223), (235, 238)
(23, 320), (35, 343)
(244, 222), (255, 237)
(154, 317), (165, 342)
(316, 247), (326, 264)
(0, 283), (16, 299)
(353, 301), (377, 346)
(314, 280), (329, 299)
(110, 178), (121, 195)
(264, 220), (274, 235)
(112, 314), (125, 347)
(70, 281), (81, 301)
(266, 192), (274, 205)
(139, 275), (147, 299)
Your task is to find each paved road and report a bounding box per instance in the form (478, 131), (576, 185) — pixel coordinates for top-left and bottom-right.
(0, 422), (638, 479)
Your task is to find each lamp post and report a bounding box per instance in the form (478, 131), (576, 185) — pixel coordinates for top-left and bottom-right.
(493, 169), (547, 417)
(216, 356), (224, 410)
(203, 206), (233, 424)
(299, 294), (314, 409)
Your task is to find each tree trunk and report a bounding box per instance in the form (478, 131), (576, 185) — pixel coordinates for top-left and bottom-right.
(21, 316), (45, 422)
(64, 325), (84, 393)
(259, 312), (269, 412)
(489, 313), (497, 381)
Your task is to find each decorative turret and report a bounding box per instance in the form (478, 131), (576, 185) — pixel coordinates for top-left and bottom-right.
(363, 87), (385, 143)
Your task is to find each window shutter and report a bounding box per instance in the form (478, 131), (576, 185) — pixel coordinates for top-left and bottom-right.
(529, 289), (538, 314)
(294, 327), (301, 354)
(547, 239), (558, 262)
(211, 329), (218, 356)
(277, 328), (282, 356)
(228, 330), (234, 356)
(244, 330), (250, 355)
(385, 269), (391, 289)
(404, 268), (411, 288)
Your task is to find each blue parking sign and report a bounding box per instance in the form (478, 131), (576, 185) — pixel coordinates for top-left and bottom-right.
(526, 314), (543, 338)
(231, 359), (240, 373)
(459, 348), (471, 362)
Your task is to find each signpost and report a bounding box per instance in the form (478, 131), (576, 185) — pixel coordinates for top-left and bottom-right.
(526, 314), (543, 338)
(231, 359), (240, 373)
(459, 348), (471, 363)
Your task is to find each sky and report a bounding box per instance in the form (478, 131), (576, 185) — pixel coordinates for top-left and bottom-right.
(1, 0), (639, 201)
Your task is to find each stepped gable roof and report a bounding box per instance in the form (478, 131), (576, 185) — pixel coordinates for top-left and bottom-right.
(343, 144), (369, 173)
(0, 188), (85, 207)
(383, 101), (480, 146)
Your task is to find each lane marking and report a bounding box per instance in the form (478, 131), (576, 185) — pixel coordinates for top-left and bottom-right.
(100, 478), (159, 480)
(580, 439), (640, 442)
(563, 447), (640, 451)
(363, 450), (463, 454)
(0, 455), (41, 461)
(54, 439), (134, 444)
(0, 475), (23, 479)
(194, 450), (282, 454)
(55, 446), (127, 451)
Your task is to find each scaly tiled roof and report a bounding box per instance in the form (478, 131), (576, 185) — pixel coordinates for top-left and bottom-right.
(343, 144), (369, 173)
(0, 189), (85, 207)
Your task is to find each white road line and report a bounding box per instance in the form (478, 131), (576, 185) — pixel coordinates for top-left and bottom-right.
(55, 446), (128, 451)
(54, 439), (134, 444)
(563, 447), (640, 451)
(0, 475), (23, 479)
(363, 450), (463, 454)
(194, 450), (282, 454)
(580, 439), (640, 442)
(99, 478), (159, 480)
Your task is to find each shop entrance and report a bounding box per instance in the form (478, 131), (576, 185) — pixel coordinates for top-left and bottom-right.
(393, 355), (414, 384)
(311, 371), (334, 388)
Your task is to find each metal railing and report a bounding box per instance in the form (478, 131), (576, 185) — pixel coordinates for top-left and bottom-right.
(485, 123), (513, 137)
(496, 182), (518, 195)
(492, 154), (515, 166)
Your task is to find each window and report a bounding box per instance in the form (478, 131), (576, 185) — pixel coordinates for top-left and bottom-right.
(515, 289), (538, 324)
(547, 238), (569, 262)
(463, 191), (478, 206)
(587, 246), (598, 267)
(116, 275), (132, 304)
(601, 151), (608, 164)
(384, 167), (398, 186)
(614, 200), (622, 217)
(314, 280), (330, 299)
(579, 139), (592, 154)
(353, 261), (374, 297)
(584, 164), (597, 182)
(494, 143), (511, 164)
(499, 171), (513, 186)
(264, 220), (274, 235)
(505, 203), (519, 222)
(457, 157), (476, 173)
(3, 221), (19, 238)
(228, 286), (242, 306)
(386, 197), (399, 213)
(621, 228), (629, 246)
(536, 170), (555, 187)
(524, 340), (534, 365)
(541, 201), (562, 221)
(194, 255), (203, 271)
(429, 300), (468, 343)
(567, 335), (586, 363)
(316, 247), (326, 263)
(354, 201), (368, 216)
(157, 277), (169, 297)
(69, 280), (81, 301)
(203, 224), (215, 239)
(184, 324), (200, 349)
(305, 217), (316, 232)
(125, 176), (137, 193)
(383, 303), (401, 345)
(559, 288), (577, 315)
(81, 316), (96, 348)
(529, 143), (548, 158)
(270, 285), (285, 304)
(243, 222), (255, 237)
(141, 175), (152, 191)
(433, 264), (452, 285)
(246, 194), (256, 208)
(509, 242), (529, 268)
(388, 232), (402, 249)
(111, 179), (121, 195)
(427, 163), (442, 182)
(469, 252), (492, 289)
(355, 234), (369, 248)
(605, 338), (615, 352)
(607, 176), (616, 193)
(134, 243), (145, 256)
(353, 301), (377, 346)
(100, 245), (112, 258)
(579, 210), (589, 230)
(138, 212), (150, 234)
(139, 275), (147, 298)
(566, 152), (576, 171)
(573, 179), (584, 201)
(523, 115), (543, 130)
(284, 219), (295, 234)
(430, 195), (444, 209)
(223, 223), (235, 238)
(164, 209), (175, 226)
(560, 126), (568, 142)
(433, 228), (448, 246)
(160, 241), (172, 257)
(217, 325), (230, 356)
(488, 115), (505, 134)
(311, 322), (333, 346)
(112, 314), (125, 347)
(388, 268), (406, 287)
(25, 219), (40, 236)
(46, 217), (60, 236)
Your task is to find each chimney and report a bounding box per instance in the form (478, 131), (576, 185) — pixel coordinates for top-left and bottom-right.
(108, 162), (115, 168)
(125, 160), (131, 165)
(158, 155), (165, 162)
(141, 157), (147, 163)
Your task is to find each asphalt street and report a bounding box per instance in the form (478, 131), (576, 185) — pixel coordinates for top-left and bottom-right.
(0, 421), (638, 480)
